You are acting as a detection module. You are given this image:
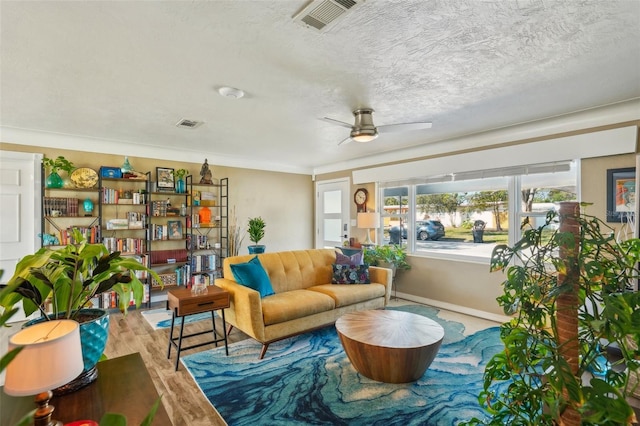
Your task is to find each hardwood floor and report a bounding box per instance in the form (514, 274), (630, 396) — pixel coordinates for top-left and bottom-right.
(103, 304), (248, 426)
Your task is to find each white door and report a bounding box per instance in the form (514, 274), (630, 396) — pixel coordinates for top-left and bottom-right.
(0, 150), (42, 298)
(315, 178), (350, 249)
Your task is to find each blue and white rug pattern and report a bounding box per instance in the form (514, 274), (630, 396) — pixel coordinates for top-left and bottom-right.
(141, 308), (213, 330)
(181, 305), (504, 425)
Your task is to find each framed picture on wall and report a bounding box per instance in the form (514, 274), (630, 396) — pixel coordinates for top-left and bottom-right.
(606, 167), (636, 223)
(167, 220), (183, 240)
(156, 167), (175, 192)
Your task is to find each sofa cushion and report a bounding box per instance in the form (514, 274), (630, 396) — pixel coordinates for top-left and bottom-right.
(331, 264), (370, 284)
(335, 250), (363, 265)
(307, 283), (386, 308)
(230, 256), (275, 298)
(261, 290), (335, 326)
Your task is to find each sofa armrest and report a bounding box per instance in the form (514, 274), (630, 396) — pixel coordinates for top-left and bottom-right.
(369, 266), (393, 305)
(215, 278), (266, 340)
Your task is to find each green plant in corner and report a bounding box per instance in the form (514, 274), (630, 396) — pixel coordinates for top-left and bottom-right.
(42, 155), (75, 174)
(462, 203), (640, 426)
(0, 229), (162, 320)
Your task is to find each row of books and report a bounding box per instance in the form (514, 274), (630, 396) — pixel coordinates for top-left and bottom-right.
(149, 222), (183, 240)
(58, 226), (101, 245)
(174, 264), (219, 287)
(101, 285), (150, 309)
(150, 200), (168, 216)
(44, 197), (79, 217)
(102, 188), (146, 205)
(190, 254), (216, 273)
(103, 237), (146, 254)
(186, 234), (210, 250)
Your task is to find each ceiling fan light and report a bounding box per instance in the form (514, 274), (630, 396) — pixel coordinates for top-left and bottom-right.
(352, 133), (378, 142)
(351, 128), (378, 142)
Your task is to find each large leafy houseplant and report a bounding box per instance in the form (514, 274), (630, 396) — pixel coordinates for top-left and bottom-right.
(464, 203), (640, 425)
(363, 244), (411, 271)
(1, 229), (161, 320)
(0, 269), (161, 426)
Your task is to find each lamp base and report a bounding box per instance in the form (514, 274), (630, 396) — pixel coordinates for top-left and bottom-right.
(52, 365), (97, 396)
(362, 228), (374, 246)
(33, 391), (63, 426)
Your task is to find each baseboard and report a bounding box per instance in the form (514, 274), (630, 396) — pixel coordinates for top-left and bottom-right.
(393, 291), (512, 324)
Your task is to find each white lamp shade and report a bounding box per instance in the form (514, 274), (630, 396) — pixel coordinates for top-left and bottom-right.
(357, 212), (380, 229)
(4, 319), (84, 396)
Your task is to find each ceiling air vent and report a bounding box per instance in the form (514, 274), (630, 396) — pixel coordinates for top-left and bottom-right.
(293, 0), (363, 32)
(175, 119), (203, 129)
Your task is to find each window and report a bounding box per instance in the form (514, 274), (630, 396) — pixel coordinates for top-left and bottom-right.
(377, 161), (577, 261)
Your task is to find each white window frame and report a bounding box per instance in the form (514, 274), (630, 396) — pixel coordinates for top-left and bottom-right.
(376, 161), (579, 264)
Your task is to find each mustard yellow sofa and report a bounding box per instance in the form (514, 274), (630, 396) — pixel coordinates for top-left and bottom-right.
(215, 249), (392, 358)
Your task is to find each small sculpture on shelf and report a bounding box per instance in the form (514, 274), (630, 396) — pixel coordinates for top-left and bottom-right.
(200, 159), (213, 185)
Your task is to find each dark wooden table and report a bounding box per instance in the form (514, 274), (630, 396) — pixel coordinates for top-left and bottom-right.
(167, 285), (230, 370)
(1, 352), (171, 425)
(336, 309), (445, 383)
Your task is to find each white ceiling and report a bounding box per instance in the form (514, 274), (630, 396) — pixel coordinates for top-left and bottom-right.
(1, 0), (639, 175)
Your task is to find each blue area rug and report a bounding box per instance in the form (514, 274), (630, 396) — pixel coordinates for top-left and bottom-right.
(181, 305), (504, 425)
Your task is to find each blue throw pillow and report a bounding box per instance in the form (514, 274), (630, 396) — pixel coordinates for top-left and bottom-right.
(331, 264), (370, 284)
(230, 256), (275, 298)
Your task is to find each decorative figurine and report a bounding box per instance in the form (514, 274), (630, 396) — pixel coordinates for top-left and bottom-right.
(200, 159), (213, 185)
(121, 156), (133, 173)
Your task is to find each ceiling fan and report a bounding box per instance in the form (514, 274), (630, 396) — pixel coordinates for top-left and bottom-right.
(322, 108), (432, 146)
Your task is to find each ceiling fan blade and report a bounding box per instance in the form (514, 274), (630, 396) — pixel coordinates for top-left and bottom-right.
(337, 136), (352, 146)
(377, 121), (432, 134)
(321, 117), (353, 128)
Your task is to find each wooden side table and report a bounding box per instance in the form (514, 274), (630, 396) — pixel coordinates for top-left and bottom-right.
(166, 285), (230, 371)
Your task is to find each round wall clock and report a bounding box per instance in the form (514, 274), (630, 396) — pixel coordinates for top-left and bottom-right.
(354, 188), (368, 212)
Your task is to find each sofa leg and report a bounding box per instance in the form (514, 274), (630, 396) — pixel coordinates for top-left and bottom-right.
(259, 344), (269, 360)
(227, 324), (233, 335)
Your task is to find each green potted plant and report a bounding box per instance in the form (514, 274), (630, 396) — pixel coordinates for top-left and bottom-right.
(247, 216), (266, 254)
(363, 244), (411, 276)
(173, 168), (189, 193)
(463, 202), (640, 426)
(0, 277), (162, 426)
(42, 155), (75, 188)
(0, 229), (162, 393)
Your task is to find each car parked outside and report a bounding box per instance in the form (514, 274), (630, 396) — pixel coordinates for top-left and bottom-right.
(399, 220), (446, 241)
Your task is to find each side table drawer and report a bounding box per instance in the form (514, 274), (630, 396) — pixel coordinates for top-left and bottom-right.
(177, 294), (229, 316)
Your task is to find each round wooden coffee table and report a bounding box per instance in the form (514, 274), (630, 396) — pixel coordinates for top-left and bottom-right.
(335, 309), (444, 383)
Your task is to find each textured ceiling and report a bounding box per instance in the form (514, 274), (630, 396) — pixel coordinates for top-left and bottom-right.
(1, 0), (639, 174)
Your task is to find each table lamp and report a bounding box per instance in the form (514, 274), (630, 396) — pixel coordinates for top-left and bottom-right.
(4, 320), (84, 426)
(357, 212), (380, 246)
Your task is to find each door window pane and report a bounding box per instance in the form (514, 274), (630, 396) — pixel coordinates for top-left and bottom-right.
(324, 219), (341, 241)
(324, 190), (341, 214)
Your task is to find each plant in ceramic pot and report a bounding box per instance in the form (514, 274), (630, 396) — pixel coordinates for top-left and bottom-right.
(42, 155), (75, 188)
(0, 277), (162, 425)
(247, 216), (266, 254)
(463, 202), (640, 426)
(173, 168), (189, 193)
(363, 244), (411, 276)
(0, 229), (162, 393)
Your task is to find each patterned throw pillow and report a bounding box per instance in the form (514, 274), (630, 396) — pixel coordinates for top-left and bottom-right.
(335, 250), (363, 265)
(331, 264), (370, 284)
